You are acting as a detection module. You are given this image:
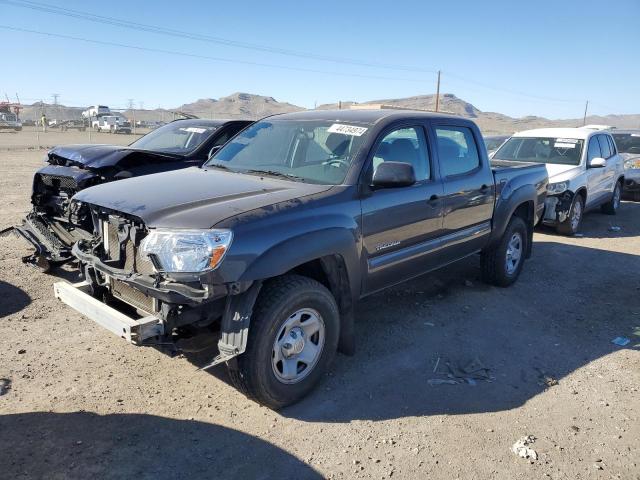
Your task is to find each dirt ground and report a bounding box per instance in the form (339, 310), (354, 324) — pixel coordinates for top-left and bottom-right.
(0, 131), (638, 480)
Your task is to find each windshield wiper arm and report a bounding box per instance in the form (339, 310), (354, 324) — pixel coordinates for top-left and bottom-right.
(206, 163), (231, 170)
(244, 169), (304, 181)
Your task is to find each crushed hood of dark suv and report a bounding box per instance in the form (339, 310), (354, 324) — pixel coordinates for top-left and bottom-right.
(72, 167), (331, 229)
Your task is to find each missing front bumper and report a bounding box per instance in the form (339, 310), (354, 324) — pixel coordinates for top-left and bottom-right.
(53, 280), (164, 344)
(542, 192), (574, 225)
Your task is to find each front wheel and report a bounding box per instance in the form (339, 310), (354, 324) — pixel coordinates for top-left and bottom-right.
(228, 275), (339, 409)
(557, 194), (584, 236)
(481, 215), (528, 287)
(601, 181), (622, 215)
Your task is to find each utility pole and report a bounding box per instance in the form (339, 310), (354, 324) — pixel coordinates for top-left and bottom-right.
(582, 100), (589, 126)
(51, 93), (59, 105)
(435, 71), (441, 112)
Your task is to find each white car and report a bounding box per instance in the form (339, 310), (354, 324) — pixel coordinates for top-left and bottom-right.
(609, 130), (640, 200)
(493, 128), (624, 235)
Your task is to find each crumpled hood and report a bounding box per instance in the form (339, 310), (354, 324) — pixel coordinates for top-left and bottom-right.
(545, 163), (582, 183)
(73, 167), (331, 229)
(48, 144), (175, 169)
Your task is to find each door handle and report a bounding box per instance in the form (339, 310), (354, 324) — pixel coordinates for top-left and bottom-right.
(479, 184), (489, 193)
(428, 194), (439, 203)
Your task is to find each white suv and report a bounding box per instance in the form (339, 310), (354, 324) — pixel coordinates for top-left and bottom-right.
(493, 128), (624, 235)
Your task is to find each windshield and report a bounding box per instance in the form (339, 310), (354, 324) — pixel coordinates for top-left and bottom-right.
(1, 113), (17, 122)
(205, 119), (370, 185)
(130, 122), (218, 154)
(494, 137), (584, 165)
(612, 133), (640, 155)
(484, 136), (508, 152)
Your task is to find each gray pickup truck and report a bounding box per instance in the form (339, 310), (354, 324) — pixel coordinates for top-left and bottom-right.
(55, 109), (547, 409)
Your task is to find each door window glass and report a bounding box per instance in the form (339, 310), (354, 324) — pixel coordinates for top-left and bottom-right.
(435, 126), (480, 176)
(372, 127), (430, 181)
(597, 135), (612, 159)
(587, 136), (602, 161)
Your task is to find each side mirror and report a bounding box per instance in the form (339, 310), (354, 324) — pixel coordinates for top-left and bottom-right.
(588, 157), (606, 168)
(372, 161), (416, 188)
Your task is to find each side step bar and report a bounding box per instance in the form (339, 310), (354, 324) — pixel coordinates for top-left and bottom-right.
(53, 281), (164, 344)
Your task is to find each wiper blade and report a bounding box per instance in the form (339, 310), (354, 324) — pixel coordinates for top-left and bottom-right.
(206, 163), (231, 170)
(244, 169), (303, 181)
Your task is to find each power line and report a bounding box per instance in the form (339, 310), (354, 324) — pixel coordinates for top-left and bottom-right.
(0, 25), (431, 84)
(1, 0), (438, 74)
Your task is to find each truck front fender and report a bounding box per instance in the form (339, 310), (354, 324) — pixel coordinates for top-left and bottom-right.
(238, 227), (361, 302)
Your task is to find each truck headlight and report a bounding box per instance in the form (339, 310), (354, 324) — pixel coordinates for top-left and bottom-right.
(624, 158), (640, 170)
(547, 181), (569, 195)
(140, 229), (232, 273)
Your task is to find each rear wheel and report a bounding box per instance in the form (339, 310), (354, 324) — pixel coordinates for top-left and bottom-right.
(557, 194), (584, 235)
(481, 215), (528, 287)
(601, 180), (622, 215)
(228, 275), (339, 409)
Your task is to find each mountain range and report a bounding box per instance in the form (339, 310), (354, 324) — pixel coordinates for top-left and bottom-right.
(19, 92), (640, 134)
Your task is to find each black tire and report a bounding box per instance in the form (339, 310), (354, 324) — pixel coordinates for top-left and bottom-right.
(481, 215), (528, 287)
(228, 274), (339, 409)
(601, 180), (622, 215)
(557, 194), (584, 236)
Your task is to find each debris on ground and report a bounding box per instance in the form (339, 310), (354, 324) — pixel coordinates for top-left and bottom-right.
(429, 356), (492, 385)
(511, 435), (538, 460)
(608, 226), (621, 232)
(611, 337), (631, 347)
(427, 379), (458, 386)
(535, 367), (558, 387)
(464, 279), (474, 287)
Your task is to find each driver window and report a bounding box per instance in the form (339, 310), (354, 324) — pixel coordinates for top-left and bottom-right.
(372, 127), (430, 181)
(587, 137), (602, 162)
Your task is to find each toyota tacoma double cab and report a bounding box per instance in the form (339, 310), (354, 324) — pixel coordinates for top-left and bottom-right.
(493, 128), (624, 235)
(54, 109), (547, 409)
(1, 118), (252, 270)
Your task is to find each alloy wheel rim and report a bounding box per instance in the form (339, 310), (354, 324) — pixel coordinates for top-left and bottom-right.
(505, 233), (522, 275)
(571, 200), (582, 230)
(614, 184), (621, 209)
(271, 308), (325, 384)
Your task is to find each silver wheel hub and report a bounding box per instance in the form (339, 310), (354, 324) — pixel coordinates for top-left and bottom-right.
(505, 233), (522, 275)
(614, 185), (621, 208)
(281, 327), (305, 357)
(571, 200), (582, 230)
(272, 308), (325, 384)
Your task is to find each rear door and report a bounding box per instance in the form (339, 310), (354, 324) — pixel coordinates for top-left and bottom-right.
(361, 122), (445, 293)
(432, 123), (495, 260)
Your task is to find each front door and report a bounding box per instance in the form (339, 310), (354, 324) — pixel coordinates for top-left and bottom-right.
(361, 124), (444, 294)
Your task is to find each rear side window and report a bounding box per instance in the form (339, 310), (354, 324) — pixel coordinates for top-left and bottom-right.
(597, 135), (612, 159)
(587, 136), (602, 161)
(435, 126), (480, 176)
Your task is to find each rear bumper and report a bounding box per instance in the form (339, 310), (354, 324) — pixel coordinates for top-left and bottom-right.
(54, 280), (164, 344)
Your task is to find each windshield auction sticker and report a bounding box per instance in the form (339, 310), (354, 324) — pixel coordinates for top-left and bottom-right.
(328, 124), (368, 136)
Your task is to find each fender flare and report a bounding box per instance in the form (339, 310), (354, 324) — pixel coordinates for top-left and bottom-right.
(488, 184), (537, 250)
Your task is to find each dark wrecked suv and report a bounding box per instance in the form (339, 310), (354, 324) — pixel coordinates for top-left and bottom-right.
(1, 119), (252, 270)
(55, 109), (548, 409)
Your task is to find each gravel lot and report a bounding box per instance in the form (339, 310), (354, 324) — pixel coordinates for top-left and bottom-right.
(0, 131), (638, 479)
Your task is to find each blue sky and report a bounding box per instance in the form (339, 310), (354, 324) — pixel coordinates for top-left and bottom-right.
(2, 0), (639, 118)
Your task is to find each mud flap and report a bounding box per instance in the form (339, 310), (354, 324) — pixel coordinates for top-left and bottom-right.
(200, 281), (262, 371)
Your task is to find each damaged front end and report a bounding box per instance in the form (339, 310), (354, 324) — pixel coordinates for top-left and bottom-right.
(60, 206), (258, 367)
(542, 190), (574, 225)
(2, 158), (100, 269)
